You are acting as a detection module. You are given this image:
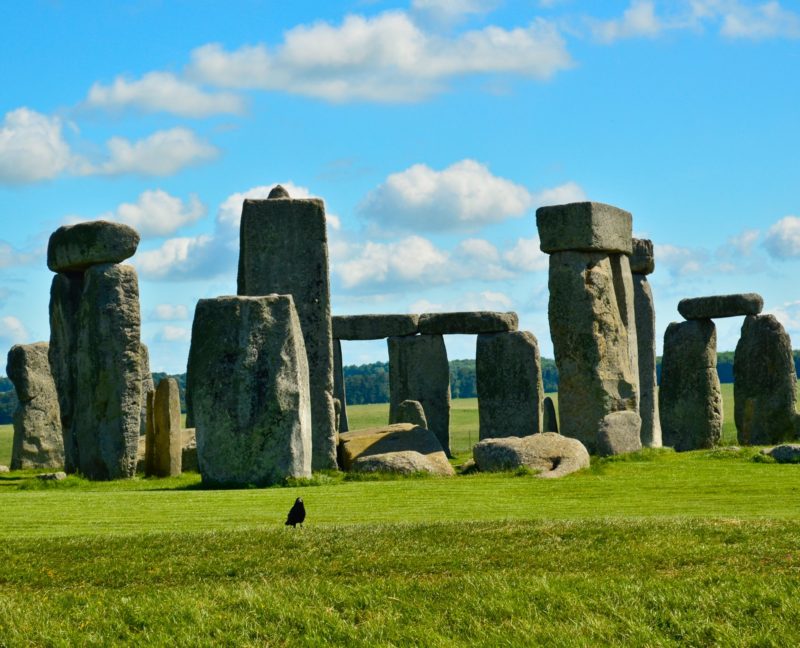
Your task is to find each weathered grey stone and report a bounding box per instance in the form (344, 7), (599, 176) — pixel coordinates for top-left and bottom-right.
(144, 390), (155, 474)
(418, 311), (518, 335)
(6, 343), (64, 470)
(543, 397), (558, 433)
(237, 196), (336, 470)
(139, 344), (154, 436)
(36, 471), (67, 481)
(186, 295), (312, 486)
(49, 272), (83, 473)
(546, 250), (640, 454)
(352, 451), (453, 476)
(396, 400), (428, 428)
(333, 339), (349, 432)
(47, 220), (140, 273)
(678, 293), (763, 320)
(338, 423), (454, 476)
(388, 334), (451, 456)
(734, 314), (798, 445)
(633, 273), (662, 448)
(182, 428), (197, 472)
(333, 314), (420, 340)
(472, 432), (590, 478)
(630, 238), (655, 275)
(268, 184), (290, 199)
(477, 331), (543, 440)
(660, 320), (723, 451)
(537, 202), (633, 254)
(764, 444), (800, 463)
(596, 411), (643, 456)
(148, 377), (182, 477)
(74, 264), (143, 479)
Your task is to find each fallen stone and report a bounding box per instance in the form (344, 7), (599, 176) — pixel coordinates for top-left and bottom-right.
(763, 445), (800, 463)
(543, 397), (559, 433)
(630, 238), (655, 275)
(472, 433), (590, 478)
(537, 202), (633, 254)
(596, 411), (643, 456)
(634, 273), (662, 448)
(333, 314), (420, 340)
(36, 471), (67, 481)
(678, 293), (763, 320)
(417, 311), (518, 335)
(47, 220), (140, 273)
(395, 400), (428, 428)
(150, 377), (182, 477)
(353, 451), (452, 476)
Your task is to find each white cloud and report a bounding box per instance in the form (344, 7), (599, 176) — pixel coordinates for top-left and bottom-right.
(85, 72), (245, 117)
(0, 316), (29, 346)
(718, 1), (800, 39)
(159, 325), (192, 342)
(152, 304), (190, 321)
(134, 234), (224, 280)
(764, 215), (800, 258)
(591, 0), (663, 43)
(0, 242), (35, 269)
(503, 236), (549, 272)
(531, 181), (587, 207)
(412, 0), (500, 23)
(726, 228), (761, 256)
(410, 290), (513, 313)
(217, 182), (312, 228)
(772, 300), (800, 332)
(0, 108), (75, 185)
(654, 243), (709, 276)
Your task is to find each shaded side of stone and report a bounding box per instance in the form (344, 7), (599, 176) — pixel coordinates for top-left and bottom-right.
(734, 314), (798, 445)
(418, 311), (518, 335)
(678, 293), (763, 320)
(47, 220), (140, 272)
(333, 314), (420, 340)
(659, 319), (723, 451)
(536, 202), (633, 254)
(542, 397), (559, 433)
(333, 339), (349, 432)
(634, 274), (662, 448)
(144, 390), (156, 475)
(630, 238), (655, 275)
(152, 377), (182, 477)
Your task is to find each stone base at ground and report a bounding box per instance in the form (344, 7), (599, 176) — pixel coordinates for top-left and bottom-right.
(352, 451), (452, 476)
(596, 411), (643, 456)
(763, 445), (800, 463)
(472, 432), (590, 478)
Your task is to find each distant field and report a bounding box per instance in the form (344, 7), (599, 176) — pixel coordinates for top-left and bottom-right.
(0, 423), (11, 466)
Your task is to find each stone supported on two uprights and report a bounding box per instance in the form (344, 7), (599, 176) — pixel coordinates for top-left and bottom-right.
(678, 293), (763, 320)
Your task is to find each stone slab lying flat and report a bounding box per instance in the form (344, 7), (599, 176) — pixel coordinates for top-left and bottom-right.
(630, 238), (655, 275)
(472, 432), (590, 479)
(48, 220), (140, 273)
(536, 202), (633, 254)
(332, 314), (419, 340)
(678, 293), (763, 320)
(417, 311), (518, 335)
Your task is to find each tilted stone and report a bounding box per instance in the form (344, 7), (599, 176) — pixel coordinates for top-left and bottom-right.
(332, 339), (349, 432)
(332, 314), (420, 340)
(472, 433), (590, 478)
(476, 331), (543, 440)
(47, 220), (140, 273)
(734, 314), (799, 445)
(187, 295), (312, 486)
(630, 238), (655, 275)
(536, 202), (633, 254)
(388, 334), (451, 456)
(237, 196), (336, 471)
(6, 342), (64, 470)
(659, 319), (723, 451)
(633, 274), (662, 448)
(150, 377), (183, 477)
(543, 397), (559, 433)
(417, 311), (518, 335)
(678, 293), (763, 320)
(395, 400), (428, 428)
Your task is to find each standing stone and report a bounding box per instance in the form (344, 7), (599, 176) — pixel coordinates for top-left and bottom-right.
(660, 319), (723, 451)
(186, 295), (312, 486)
(237, 191), (336, 470)
(734, 314), (798, 445)
(6, 343), (64, 470)
(74, 264), (142, 479)
(543, 397), (559, 433)
(333, 339), (349, 433)
(388, 334), (451, 456)
(144, 390), (155, 475)
(139, 343), (154, 436)
(476, 331), (543, 440)
(396, 400), (428, 428)
(149, 377), (182, 477)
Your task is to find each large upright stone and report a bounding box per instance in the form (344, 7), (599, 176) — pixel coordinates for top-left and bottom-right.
(388, 334), (451, 456)
(537, 202), (633, 254)
(678, 293), (763, 320)
(333, 339), (349, 433)
(74, 264), (142, 479)
(660, 320), (723, 451)
(186, 295), (312, 486)
(237, 192), (336, 471)
(476, 331), (543, 440)
(418, 311), (518, 335)
(139, 343), (154, 436)
(47, 221), (140, 273)
(734, 314), (798, 445)
(148, 377), (183, 477)
(6, 343), (64, 470)
(629, 238), (655, 275)
(333, 314), (420, 340)
(543, 397), (559, 433)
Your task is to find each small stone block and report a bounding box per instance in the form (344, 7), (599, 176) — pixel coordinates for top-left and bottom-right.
(678, 293), (763, 320)
(536, 202), (633, 254)
(418, 311), (518, 335)
(332, 314), (419, 340)
(630, 238), (655, 275)
(47, 220), (140, 273)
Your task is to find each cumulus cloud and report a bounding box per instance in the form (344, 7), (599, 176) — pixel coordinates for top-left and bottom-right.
(409, 290), (513, 313)
(726, 228), (761, 256)
(654, 243), (710, 277)
(151, 304), (190, 321)
(764, 215), (800, 258)
(0, 241), (35, 269)
(158, 325), (192, 342)
(716, 0), (800, 39)
(772, 300), (800, 332)
(85, 72), (245, 117)
(0, 108), (76, 185)
(0, 316), (29, 346)
(503, 236), (549, 272)
(590, 0), (663, 43)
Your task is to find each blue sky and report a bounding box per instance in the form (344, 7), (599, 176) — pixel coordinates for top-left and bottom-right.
(1, 0), (799, 373)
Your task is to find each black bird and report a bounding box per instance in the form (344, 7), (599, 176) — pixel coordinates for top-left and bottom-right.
(285, 497), (306, 528)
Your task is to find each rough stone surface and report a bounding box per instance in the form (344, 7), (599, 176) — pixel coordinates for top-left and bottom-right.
(144, 390), (155, 474)
(333, 339), (349, 432)
(543, 397), (559, 433)
(187, 295), (312, 486)
(388, 334), (451, 456)
(36, 471), (67, 481)
(546, 250), (640, 454)
(418, 311), (518, 335)
(678, 293), (763, 320)
(338, 423), (454, 476)
(74, 264), (143, 479)
(472, 433), (590, 478)
(477, 331), (543, 440)
(237, 197), (336, 471)
(395, 400), (428, 428)
(537, 202), (633, 254)
(333, 314), (420, 340)
(47, 220), (140, 273)
(139, 344), (154, 436)
(734, 314), (798, 445)
(764, 445), (800, 463)
(633, 274), (662, 448)
(149, 378), (182, 477)
(630, 238), (655, 275)
(182, 428), (197, 472)
(352, 451), (452, 476)
(660, 319), (723, 451)
(6, 343), (64, 470)
(596, 411), (643, 456)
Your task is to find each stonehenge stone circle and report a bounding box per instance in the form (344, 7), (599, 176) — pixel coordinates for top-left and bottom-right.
(537, 201), (633, 255)
(476, 331), (543, 440)
(6, 342), (64, 470)
(660, 319), (723, 451)
(472, 432), (590, 478)
(333, 314), (420, 340)
(332, 339), (349, 433)
(734, 314), (799, 445)
(47, 221), (140, 273)
(418, 311), (518, 335)
(237, 189), (336, 471)
(149, 377), (183, 477)
(542, 396), (559, 433)
(388, 334), (451, 456)
(395, 400), (428, 428)
(187, 295), (312, 486)
(678, 293), (763, 320)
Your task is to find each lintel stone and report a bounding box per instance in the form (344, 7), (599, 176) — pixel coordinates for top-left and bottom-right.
(536, 202), (633, 254)
(333, 314), (419, 340)
(417, 311), (518, 335)
(678, 293), (763, 320)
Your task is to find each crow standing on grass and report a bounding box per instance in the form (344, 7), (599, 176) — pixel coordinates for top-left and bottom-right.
(285, 497), (305, 528)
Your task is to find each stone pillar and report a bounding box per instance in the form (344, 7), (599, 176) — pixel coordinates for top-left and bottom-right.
(144, 390), (155, 475)
(237, 186), (336, 471)
(148, 377), (183, 477)
(6, 342), (64, 470)
(537, 202), (641, 455)
(388, 334), (451, 456)
(631, 239), (662, 448)
(660, 319), (723, 450)
(476, 331), (543, 440)
(139, 343), (154, 436)
(543, 396), (559, 433)
(734, 314), (799, 445)
(187, 295), (312, 486)
(333, 339), (349, 432)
